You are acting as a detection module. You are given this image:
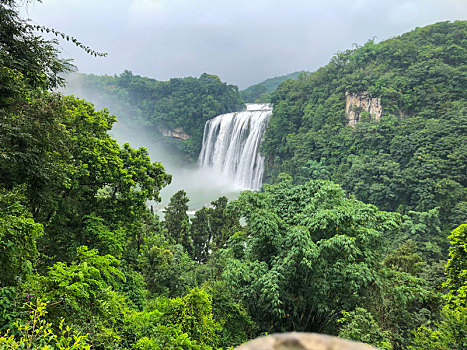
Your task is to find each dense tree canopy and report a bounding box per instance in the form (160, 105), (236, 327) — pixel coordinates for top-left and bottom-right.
(240, 71), (306, 103)
(0, 2), (466, 349)
(224, 178), (401, 333)
(261, 21), (466, 229)
(66, 71), (245, 160)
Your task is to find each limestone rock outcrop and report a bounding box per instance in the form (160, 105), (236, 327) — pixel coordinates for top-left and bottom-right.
(346, 91), (382, 126)
(236, 332), (378, 350)
(159, 127), (191, 140)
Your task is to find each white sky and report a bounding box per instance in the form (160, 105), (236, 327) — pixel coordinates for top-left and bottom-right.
(22, 0), (467, 88)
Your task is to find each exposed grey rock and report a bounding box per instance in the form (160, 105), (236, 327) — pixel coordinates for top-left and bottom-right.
(158, 127), (191, 140)
(236, 332), (379, 350)
(345, 91), (382, 126)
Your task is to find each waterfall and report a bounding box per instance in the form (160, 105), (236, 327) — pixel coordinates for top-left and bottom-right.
(198, 103), (272, 191)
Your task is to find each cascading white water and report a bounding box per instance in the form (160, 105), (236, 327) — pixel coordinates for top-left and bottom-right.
(198, 103), (272, 191)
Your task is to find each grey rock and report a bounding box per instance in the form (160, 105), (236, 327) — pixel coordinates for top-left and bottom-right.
(345, 91), (382, 126)
(236, 332), (379, 350)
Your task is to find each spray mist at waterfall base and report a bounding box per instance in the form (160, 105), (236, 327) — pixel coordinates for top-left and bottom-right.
(107, 120), (243, 214)
(108, 124), (245, 213)
(149, 103), (273, 214)
(62, 77), (266, 214)
(150, 166), (245, 215)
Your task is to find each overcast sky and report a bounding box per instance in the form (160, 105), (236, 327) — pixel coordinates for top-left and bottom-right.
(22, 0), (467, 89)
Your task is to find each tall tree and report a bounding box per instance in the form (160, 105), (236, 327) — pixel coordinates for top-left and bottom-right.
(444, 224), (467, 307)
(225, 178), (400, 333)
(190, 196), (240, 263)
(164, 190), (191, 252)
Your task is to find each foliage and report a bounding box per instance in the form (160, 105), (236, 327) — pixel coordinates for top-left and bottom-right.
(0, 299), (91, 350)
(0, 1), (70, 94)
(371, 267), (440, 349)
(1, 4), (466, 349)
(164, 190), (192, 253)
(261, 21), (467, 231)
(444, 224), (467, 307)
(26, 95), (172, 261)
(338, 307), (393, 350)
(408, 225), (467, 350)
(124, 287), (220, 350)
(240, 71), (306, 102)
(224, 179), (400, 333)
(190, 196), (241, 263)
(0, 188), (43, 286)
(409, 306), (467, 350)
(140, 234), (196, 297)
(0, 92), (70, 217)
(65, 71), (245, 160)
(396, 208), (448, 265)
(26, 247), (127, 339)
(384, 240), (424, 276)
(208, 280), (257, 348)
(0, 287), (21, 335)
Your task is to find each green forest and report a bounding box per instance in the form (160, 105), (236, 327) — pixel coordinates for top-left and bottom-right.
(0, 1), (466, 349)
(262, 21), (466, 226)
(65, 71), (244, 161)
(65, 68), (303, 162)
(239, 71), (305, 103)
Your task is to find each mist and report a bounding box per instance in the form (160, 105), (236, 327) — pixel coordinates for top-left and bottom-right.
(62, 74), (244, 212)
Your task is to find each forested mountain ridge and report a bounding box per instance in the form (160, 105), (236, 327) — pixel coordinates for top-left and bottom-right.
(262, 20), (466, 230)
(240, 71), (307, 102)
(66, 70), (308, 162)
(66, 71), (244, 161)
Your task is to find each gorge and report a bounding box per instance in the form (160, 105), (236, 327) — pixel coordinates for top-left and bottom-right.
(2, 7), (466, 349)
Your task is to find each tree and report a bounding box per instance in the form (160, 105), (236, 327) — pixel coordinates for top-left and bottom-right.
(444, 224), (467, 307)
(408, 224), (467, 350)
(190, 196), (240, 263)
(164, 190), (191, 252)
(0, 188), (43, 287)
(260, 21), (467, 231)
(0, 1), (69, 95)
(224, 179), (400, 333)
(190, 207), (211, 263)
(409, 306), (467, 350)
(66, 71), (245, 161)
(26, 246), (128, 347)
(30, 96), (172, 261)
(125, 288), (220, 350)
(384, 240), (424, 276)
(140, 234), (196, 297)
(371, 266), (440, 349)
(338, 308), (393, 350)
(207, 280), (257, 348)
(0, 299), (91, 350)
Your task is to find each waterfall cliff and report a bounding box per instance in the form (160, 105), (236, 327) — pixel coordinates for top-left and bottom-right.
(198, 103), (272, 190)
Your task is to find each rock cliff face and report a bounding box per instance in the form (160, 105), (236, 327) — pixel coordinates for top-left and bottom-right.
(159, 127), (191, 141)
(236, 332), (378, 350)
(345, 91), (382, 126)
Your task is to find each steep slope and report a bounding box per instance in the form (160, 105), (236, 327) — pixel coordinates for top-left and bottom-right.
(262, 21), (466, 228)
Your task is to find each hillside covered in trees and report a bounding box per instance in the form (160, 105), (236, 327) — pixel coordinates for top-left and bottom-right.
(239, 71), (306, 103)
(0, 1), (466, 349)
(65, 70), (308, 162)
(66, 71), (244, 161)
(262, 21), (466, 230)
